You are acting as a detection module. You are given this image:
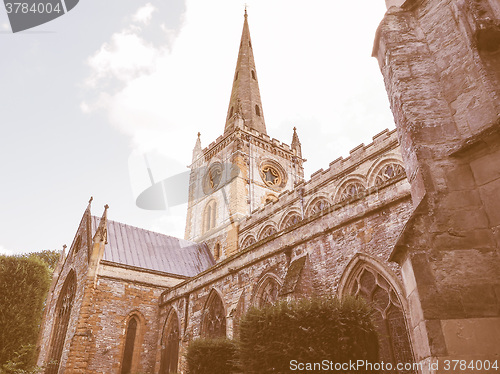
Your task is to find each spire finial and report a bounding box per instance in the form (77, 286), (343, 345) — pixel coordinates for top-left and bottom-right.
(104, 204), (109, 210)
(89, 196), (93, 205)
(197, 132), (201, 138)
(244, 4), (248, 16)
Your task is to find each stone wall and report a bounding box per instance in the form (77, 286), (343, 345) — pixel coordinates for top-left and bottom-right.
(375, 0), (500, 371)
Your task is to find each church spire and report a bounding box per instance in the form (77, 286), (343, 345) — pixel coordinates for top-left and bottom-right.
(291, 127), (302, 158)
(224, 10), (267, 135)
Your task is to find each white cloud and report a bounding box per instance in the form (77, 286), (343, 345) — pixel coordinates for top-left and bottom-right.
(133, 3), (156, 25)
(0, 245), (15, 256)
(83, 0), (394, 201)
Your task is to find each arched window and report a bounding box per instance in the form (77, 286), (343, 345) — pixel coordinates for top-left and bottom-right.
(234, 71), (239, 81)
(241, 235), (256, 249)
(254, 275), (281, 308)
(203, 200), (217, 233)
(306, 198), (330, 217)
(255, 105), (261, 116)
(201, 290), (226, 339)
(229, 106), (234, 119)
(121, 316), (138, 374)
(214, 243), (221, 261)
(338, 182), (366, 202)
(345, 264), (414, 373)
(160, 310), (180, 374)
(251, 70), (256, 80)
(281, 212), (301, 230)
(375, 163), (405, 185)
(259, 225), (277, 240)
(46, 271), (76, 374)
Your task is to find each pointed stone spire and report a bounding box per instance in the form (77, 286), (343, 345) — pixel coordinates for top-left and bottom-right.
(291, 127), (302, 158)
(192, 132), (203, 162)
(93, 204), (109, 244)
(224, 10), (266, 135)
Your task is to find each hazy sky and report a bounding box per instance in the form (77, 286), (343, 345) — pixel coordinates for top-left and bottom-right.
(0, 0), (394, 255)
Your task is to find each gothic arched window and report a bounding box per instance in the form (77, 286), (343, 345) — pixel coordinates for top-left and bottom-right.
(348, 266), (414, 373)
(339, 182), (366, 201)
(121, 316), (139, 374)
(160, 310), (180, 374)
(203, 200), (217, 233)
(241, 235), (256, 249)
(307, 198), (330, 217)
(255, 105), (261, 116)
(46, 270), (76, 374)
(281, 212), (301, 230)
(255, 276), (281, 308)
(259, 225), (277, 240)
(201, 291), (226, 339)
(375, 163), (405, 185)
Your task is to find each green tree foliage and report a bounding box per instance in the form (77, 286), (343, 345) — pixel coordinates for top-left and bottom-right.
(186, 338), (238, 374)
(0, 254), (52, 372)
(239, 296), (379, 374)
(26, 250), (60, 273)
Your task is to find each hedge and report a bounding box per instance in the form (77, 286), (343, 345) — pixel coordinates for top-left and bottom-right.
(186, 338), (239, 374)
(0, 254), (52, 372)
(238, 296), (378, 374)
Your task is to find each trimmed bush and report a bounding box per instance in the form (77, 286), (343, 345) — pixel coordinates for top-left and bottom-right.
(239, 296), (378, 374)
(0, 255), (51, 372)
(186, 338), (238, 374)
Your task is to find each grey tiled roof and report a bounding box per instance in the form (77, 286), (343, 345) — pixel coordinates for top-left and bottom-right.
(91, 216), (215, 277)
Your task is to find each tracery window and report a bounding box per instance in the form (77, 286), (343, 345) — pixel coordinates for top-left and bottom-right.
(201, 291), (226, 339)
(46, 271), (76, 374)
(375, 163), (405, 185)
(255, 276), (280, 308)
(307, 198), (330, 216)
(203, 200), (217, 233)
(281, 212), (301, 229)
(214, 243), (221, 261)
(349, 267), (414, 373)
(339, 182), (366, 201)
(259, 225), (277, 240)
(121, 317), (138, 374)
(160, 311), (180, 374)
(241, 235), (257, 249)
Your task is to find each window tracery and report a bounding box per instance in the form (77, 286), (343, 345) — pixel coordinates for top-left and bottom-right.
(307, 198), (330, 216)
(281, 212), (301, 229)
(46, 271), (76, 374)
(339, 182), (366, 201)
(241, 235), (256, 249)
(259, 225), (277, 240)
(349, 267), (414, 373)
(375, 163), (405, 185)
(160, 311), (180, 374)
(202, 291), (226, 339)
(255, 276), (280, 308)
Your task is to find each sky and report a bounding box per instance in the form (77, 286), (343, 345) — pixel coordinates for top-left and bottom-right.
(0, 0), (394, 255)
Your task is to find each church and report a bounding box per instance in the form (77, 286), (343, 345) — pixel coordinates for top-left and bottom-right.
(36, 0), (500, 373)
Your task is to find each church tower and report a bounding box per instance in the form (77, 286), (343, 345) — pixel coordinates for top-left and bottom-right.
(184, 10), (305, 260)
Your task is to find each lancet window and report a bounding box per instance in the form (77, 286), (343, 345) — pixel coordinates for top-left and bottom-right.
(201, 291), (226, 339)
(46, 271), (76, 374)
(349, 266), (414, 373)
(160, 311), (180, 374)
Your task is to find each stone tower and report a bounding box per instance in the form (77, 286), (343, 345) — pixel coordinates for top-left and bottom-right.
(184, 11), (305, 260)
(374, 0), (500, 371)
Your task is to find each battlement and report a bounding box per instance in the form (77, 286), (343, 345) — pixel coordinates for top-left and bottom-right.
(238, 127), (404, 240)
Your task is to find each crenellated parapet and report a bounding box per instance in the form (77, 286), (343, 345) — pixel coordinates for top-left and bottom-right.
(237, 128), (407, 249)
